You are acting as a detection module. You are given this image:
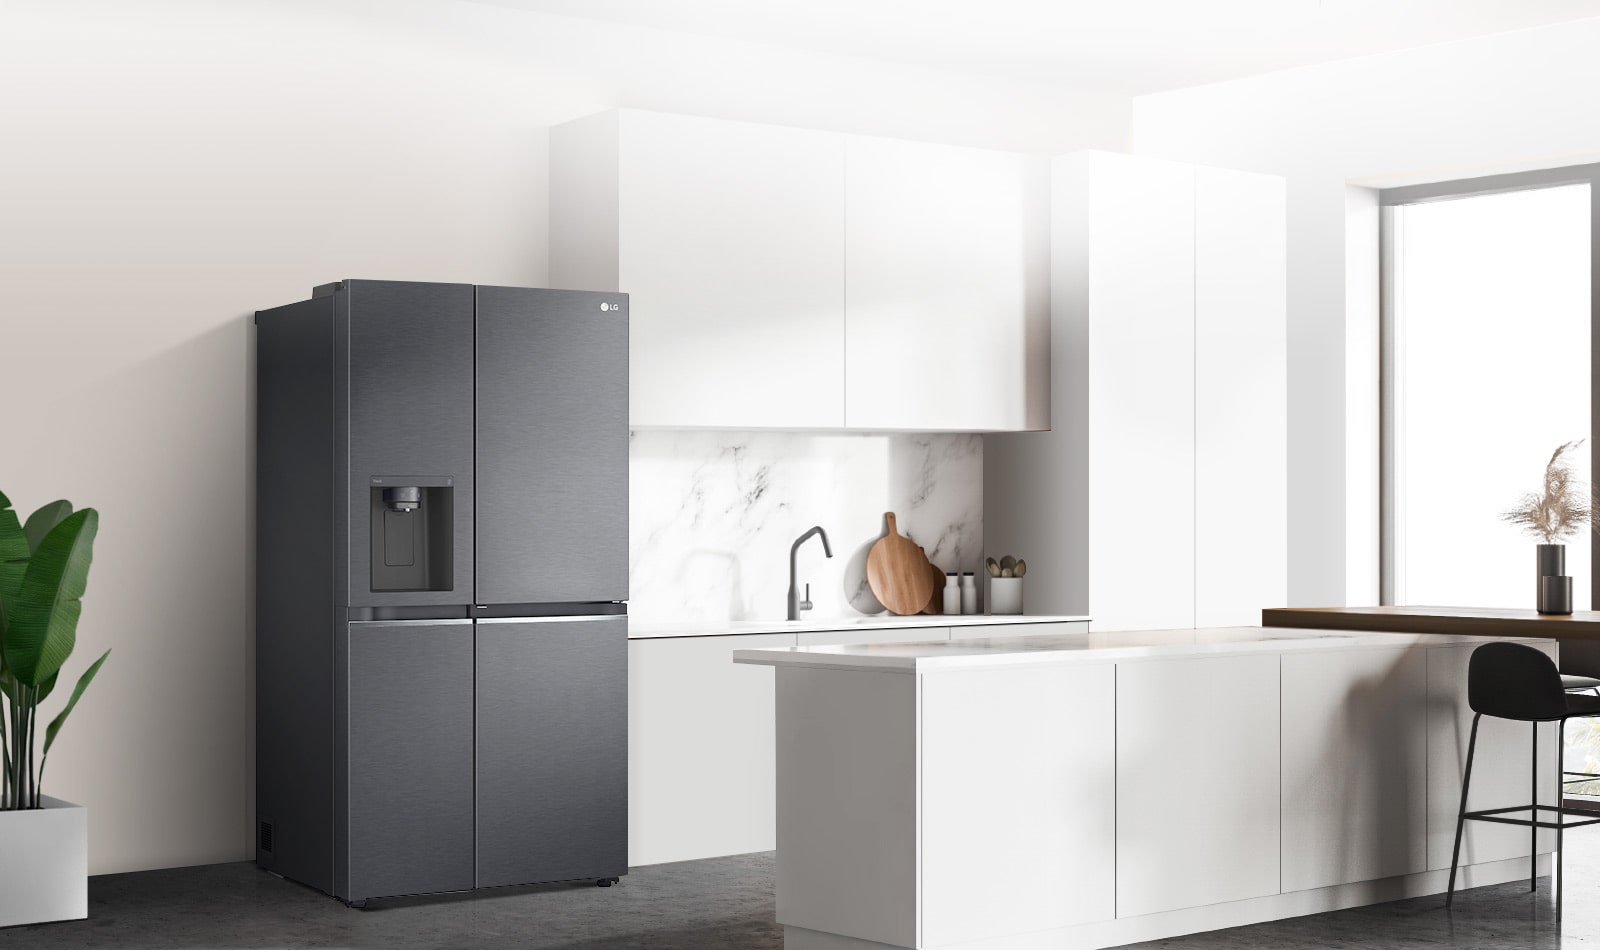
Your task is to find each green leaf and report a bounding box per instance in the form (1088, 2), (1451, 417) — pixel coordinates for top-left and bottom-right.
(43, 649), (108, 759)
(5, 510), (97, 687)
(23, 501), (72, 555)
(0, 492), (28, 633)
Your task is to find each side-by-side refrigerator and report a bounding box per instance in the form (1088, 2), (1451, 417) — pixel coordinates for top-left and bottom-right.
(255, 279), (628, 904)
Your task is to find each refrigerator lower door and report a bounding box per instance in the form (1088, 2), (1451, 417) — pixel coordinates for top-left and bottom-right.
(475, 615), (628, 887)
(345, 620), (476, 900)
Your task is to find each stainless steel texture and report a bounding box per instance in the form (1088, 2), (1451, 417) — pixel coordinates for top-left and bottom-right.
(346, 622), (475, 900)
(474, 616), (628, 887)
(473, 286), (628, 605)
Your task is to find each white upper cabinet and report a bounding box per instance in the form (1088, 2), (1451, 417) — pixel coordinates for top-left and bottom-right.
(843, 136), (1044, 431)
(550, 110), (1042, 431)
(552, 110), (847, 429)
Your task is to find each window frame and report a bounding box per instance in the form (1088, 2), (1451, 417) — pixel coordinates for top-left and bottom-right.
(1379, 164), (1600, 605)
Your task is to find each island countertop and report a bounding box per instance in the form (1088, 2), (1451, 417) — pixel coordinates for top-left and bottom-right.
(733, 625), (1554, 673)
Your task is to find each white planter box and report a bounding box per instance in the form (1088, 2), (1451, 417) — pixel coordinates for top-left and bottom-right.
(0, 796), (86, 927)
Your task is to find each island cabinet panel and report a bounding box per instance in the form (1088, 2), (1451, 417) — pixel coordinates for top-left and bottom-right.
(1426, 643), (1559, 870)
(1280, 647), (1428, 891)
(628, 632), (796, 866)
(1116, 653), (1280, 917)
(921, 664), (1115, 946)
(775, 667), (918, 948)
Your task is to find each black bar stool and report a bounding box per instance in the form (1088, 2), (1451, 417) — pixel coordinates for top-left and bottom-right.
(1448, 641), (1600, 918)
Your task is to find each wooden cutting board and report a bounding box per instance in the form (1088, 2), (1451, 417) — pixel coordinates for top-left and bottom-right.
(922, 552), (944, 615)
(867, 512), (936, 616)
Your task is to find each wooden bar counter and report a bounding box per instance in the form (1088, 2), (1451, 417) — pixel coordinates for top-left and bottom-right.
(1263, 605), (1600, 640)
(1262, 606), (1600, 673)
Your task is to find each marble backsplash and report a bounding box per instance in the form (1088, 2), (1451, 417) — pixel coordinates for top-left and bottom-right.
(629, 431), (982, 623)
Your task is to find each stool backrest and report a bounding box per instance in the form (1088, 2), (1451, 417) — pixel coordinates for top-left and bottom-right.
(1468, 641), (1566, 721)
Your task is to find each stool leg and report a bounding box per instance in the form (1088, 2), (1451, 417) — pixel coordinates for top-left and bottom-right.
(1557, 717), (1567, 921)
(1448, 713), (1482, 907)
(1532, 721), (1539, 892)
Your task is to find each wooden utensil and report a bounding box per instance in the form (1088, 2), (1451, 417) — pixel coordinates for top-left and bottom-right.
(922, 553), (944, 615)
(867, 513), (937, 616)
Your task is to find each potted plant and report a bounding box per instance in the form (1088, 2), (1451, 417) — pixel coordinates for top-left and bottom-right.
(0, 490), (109, 926)
(1501, 440), (1592, 614)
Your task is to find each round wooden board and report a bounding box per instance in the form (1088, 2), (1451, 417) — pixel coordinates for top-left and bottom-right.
(922, 553), (943, 614)
(866, 512), (936, 616)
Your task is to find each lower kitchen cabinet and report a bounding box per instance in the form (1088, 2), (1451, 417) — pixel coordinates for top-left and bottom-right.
(1280, 647), (1427, 891)
(1115, 653), (1280, 917)
(796, 626), (949, 647)
(921, 663), (1116, 944)
(948, 620), (1087, 640)
(628, 633), (796, 865)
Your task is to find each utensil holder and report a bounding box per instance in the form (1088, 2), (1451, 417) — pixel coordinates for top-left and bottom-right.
(989, 577), (1023, 615)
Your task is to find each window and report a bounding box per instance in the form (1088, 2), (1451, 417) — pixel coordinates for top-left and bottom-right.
(1384, 178), (1592, 609)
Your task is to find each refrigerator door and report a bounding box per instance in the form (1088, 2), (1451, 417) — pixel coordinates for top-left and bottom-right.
(474, 286), (628, 606)
(344, 279), (476, 607)
(344, 620), (476, 900)
(475, 616), (628, 887)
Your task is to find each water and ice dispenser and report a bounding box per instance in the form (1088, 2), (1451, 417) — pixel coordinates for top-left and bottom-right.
(368, 476), (454, 592)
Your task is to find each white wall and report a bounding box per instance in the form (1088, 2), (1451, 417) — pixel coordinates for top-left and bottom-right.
(0, 0), (1127, 874)
(1132, 19), (1600, 607)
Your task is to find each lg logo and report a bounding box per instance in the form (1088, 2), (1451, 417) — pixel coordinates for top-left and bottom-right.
(600, 302), (620, 312)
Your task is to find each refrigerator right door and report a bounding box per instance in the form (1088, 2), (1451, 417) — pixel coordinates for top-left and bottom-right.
(475, 616), (628, 886)
(474, 286), (628, 606)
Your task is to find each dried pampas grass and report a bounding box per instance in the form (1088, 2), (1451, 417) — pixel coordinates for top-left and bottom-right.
(1501, 440), (1593, 543)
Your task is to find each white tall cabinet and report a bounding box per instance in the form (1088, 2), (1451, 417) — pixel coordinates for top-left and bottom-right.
(550, 109), (1047, 432)
(985, 151), (1286, 630)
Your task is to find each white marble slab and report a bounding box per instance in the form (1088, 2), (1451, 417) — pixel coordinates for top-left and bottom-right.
(629, 430), (982, 623)
(734, 626), (1556, 673)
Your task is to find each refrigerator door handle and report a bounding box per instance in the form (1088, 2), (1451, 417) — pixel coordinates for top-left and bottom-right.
(474, 615), (626, 625)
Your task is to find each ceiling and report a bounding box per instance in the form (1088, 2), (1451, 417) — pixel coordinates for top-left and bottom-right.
(476, 0), (1600, 95)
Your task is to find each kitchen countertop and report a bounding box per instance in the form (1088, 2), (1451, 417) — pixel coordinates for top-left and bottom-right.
(628, 613), (1090, 639)
(733, 625), (1551, 673)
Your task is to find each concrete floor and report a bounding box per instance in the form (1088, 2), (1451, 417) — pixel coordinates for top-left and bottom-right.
(0, 841), (1596, 949)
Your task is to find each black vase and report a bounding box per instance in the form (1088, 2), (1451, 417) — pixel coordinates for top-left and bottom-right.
(1536, 543), (1569, 614)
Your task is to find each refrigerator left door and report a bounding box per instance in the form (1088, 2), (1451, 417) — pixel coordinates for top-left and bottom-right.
(345, 621), (476, 900)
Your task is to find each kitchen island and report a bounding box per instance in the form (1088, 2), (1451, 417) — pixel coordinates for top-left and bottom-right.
(736, 627), (1562, 950)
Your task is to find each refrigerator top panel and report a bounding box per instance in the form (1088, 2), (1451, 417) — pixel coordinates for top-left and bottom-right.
(474, 287), (629, 606)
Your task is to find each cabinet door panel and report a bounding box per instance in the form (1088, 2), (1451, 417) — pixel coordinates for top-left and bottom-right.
(922, 664), (1115, 943)
(1281, 647), (1427, 890)
(476, 617), (628, 887)
(620, 111), (846, 428)
(1087, 154), (1195, 632)
(1116, 654), (1279, 916)
(1195, 167), (1287, 627)
(346, 621), (475, 900)
(948, 621), (1087, 640)
(474, 286), (627, 605)
(1427, 644), (1558, 869)
(844, 136), (1032, 430)
(629, 633), (796, 864)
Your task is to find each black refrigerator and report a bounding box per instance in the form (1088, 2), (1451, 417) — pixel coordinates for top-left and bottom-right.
(254, 279), (628, 904)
